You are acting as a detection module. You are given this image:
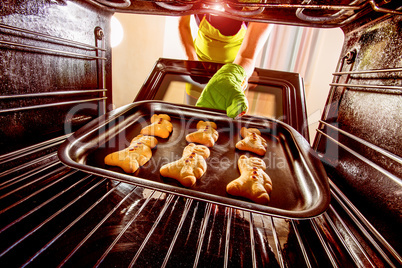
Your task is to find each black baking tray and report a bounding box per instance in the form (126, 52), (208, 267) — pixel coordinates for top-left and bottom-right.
(58, 101), (330, 219)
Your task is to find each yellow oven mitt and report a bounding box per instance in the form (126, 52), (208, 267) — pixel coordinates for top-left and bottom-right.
(195, 63), (248, 119)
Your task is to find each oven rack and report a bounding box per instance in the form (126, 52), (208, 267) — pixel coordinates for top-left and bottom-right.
(316, 60), (402, 173)
(0, 23), (108, 115)
(310, 42), (402, 266)
(317, 121), (402, 173)
(92, 0), (402, 14)
(89, 0), (402, 27)
(331, 67), (402, 93)
(0, 137), (401, 267)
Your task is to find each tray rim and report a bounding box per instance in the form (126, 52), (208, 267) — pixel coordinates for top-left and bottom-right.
(58, 100), (330, 219)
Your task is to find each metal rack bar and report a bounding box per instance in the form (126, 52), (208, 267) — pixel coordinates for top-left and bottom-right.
(270, 217), (285, 268)
(0, 97), (107, 114)
(162, 0), (402, 14)
(161, 198), (194, 268)
(366, 0), (402, 15)
(316, 129), (402, 186)
(89, 188), (158, 267)
(57, 186), (139, 267)
(0, 23), (106, 51)
(216, 206), (225, 259)
(255, 214), (277, 265)
(21, 181), (123, 267)
(238, 210), (249, 266)
(0, 40), (107, 60)
(0, 89), (107, 100)
(0, 165), (68, 201)
(204, 204), (219, 259)
(0, 153), (59, 184)
(95, 0), (131, 8)
(296, 0), (364, 23)
(128, 194), (176, 267)
(320, 120), (402, 165)
(0, 160), (61, 191)
(95, 27), (107, 114)
(0, 176), (105, 258)
(324, 206), (376, 268)
(333, 67), (402, 75)
(329, 83), (402, 90)
(291, 220), (313, 268)
(223, 206), (233, 268)
(0, 22), (108, 116)
(249, 212), (257, 268)
(194, 202), (213, 268)
(0, 134), (69, 165)
(184, 201), (200, 247)
(311, 217), (339, 267)
(314, 50), (353, 151)
(0, 171), (85, 234)
(329, 181), (402, 266)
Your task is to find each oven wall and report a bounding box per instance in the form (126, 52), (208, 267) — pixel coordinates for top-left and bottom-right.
(0, 0), (113, 155)
(315, 13), (402, 253)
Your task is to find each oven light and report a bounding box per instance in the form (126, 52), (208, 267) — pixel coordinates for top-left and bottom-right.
(111, 16), (124, 48)
(210, 4), (225, 12)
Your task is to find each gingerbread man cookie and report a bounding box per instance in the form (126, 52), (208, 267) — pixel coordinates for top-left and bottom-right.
(186, 121), (219, 147)
(140, 114), (173, 138)
(104, 134), (158, 173)
(235, 127), (267, 156)
(160, 143), (210, 187)
(226, 155), (272, 204)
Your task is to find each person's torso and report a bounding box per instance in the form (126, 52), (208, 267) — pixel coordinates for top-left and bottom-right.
(194, 14), (247, 63)
(195, 14), (248, 36)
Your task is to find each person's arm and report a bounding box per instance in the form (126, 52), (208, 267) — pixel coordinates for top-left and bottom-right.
(196, 22), (272, 119)
(178, 15), (198, 61)
(234, 22), (273, 78)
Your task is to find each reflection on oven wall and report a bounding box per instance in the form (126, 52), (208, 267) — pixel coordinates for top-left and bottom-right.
(111, 13), (344, 143)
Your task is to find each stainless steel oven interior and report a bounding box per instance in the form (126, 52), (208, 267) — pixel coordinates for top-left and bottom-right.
(0, 0), (401, 267)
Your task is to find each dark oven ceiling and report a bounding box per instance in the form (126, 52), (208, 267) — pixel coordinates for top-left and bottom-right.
(86, 0), (402, 28)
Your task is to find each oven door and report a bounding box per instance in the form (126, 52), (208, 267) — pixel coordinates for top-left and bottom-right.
(134, 58), (310, 141)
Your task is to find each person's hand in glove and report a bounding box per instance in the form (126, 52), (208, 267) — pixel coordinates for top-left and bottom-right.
(195, 22), (273, 119)
(195, 63), (249, 119)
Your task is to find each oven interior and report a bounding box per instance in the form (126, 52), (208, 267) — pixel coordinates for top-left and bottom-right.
(0, 0), (401, 267)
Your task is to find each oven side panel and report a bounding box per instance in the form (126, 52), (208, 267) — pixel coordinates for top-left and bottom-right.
(0, 0), (113, 156)
(314, 14), (402, 253)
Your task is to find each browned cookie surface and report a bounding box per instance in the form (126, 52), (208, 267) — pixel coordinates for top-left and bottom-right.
(226, 155), (272, 204)
(186, 121), (219, 147)
(104, 134), (158, 173)
(235, 127), (267, 156)
(141, 114), (173, 138)
(160, 143), (210, 187)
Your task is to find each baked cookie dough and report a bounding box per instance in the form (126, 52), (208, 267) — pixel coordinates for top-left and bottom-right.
(235, 127), (267, 156)
(140, 114), (173, 138)
(186, 121), (219, 147)
(226, 155), (272, 204)
(104, 134), (158, 173)
(160, 143), (210, 187)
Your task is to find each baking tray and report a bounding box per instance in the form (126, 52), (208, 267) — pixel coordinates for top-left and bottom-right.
(58, 101), (330, 219)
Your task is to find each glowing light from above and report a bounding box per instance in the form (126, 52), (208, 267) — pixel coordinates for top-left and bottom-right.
(211, 4), (225, 12)
(111, 16), (124, 48)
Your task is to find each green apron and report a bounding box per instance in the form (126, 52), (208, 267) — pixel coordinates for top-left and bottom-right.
(186, 16), (247, 99)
